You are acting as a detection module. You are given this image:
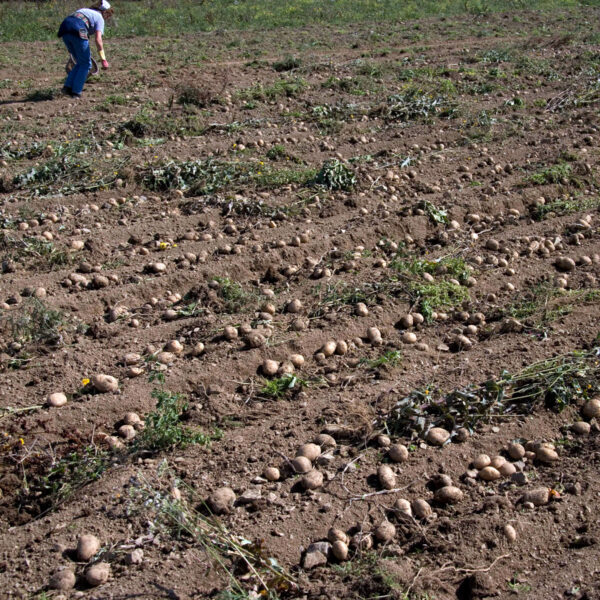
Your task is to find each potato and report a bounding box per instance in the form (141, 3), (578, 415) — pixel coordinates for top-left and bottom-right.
(301, 470), (324, 490)
(582, 398), (600, 419)
(367, 327), (383, 345)
(262, 359), (279, 376)
(47, 392), (67, 408)
(377, 465), (396, 490)
(388, 444), (409, 463)
(291, 456), (312, 474)
(156, 351), (175, 365)
(402, 331), (417, 344)
(507, 443), (525, 460)
(208, 487), (236, 514)
(123, 412), (141, 426)
(85, 562), (110, 586)
(472, 454), (491, 470)
(350, 531), (373, 551)
(286, 299), (303, 313)
(479, 466), (501, 481)
(535, 447), (559, 464)
(164, 340), (183, 354)
(331, 540), (349, 561)
(49, 567), (76, 591)
(298, 443), (321, 461)
(91, 374), (119, 393)
(490, 455), (506, 469)
(263, 467), (280, 482)
(355, 303), (369, 317)
(77, 534), (100, 561)
(425, 427), (450, 446)
(394, 498), (412, 516)
(374, 520), (396, 542)
(504, 524), (517, 542)
(191, 342), (205, 356)
(123, 352), (142, 365)
(335, 340), (348, 355)
(412, 499), (432, 519)
(434, 485), (463, 505)
(499, 462), (516, 477)
(327, 528), (349, 544)
(290, 354), (305, 368)
(118, 424), (136, 440)
(314, 433), (336, 448)
(399, 314), (413, 328)
(321, 340), (337, 357)
(223, 325), (238, 341)
(572, 421), (591, 435)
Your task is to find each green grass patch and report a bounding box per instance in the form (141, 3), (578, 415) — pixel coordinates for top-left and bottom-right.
(533, 194), (600, 220)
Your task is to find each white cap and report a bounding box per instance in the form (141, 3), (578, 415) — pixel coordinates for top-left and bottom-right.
(100, 0), (111, 10)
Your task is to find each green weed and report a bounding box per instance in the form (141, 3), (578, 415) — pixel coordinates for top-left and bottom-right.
(272, 56), (301, 72)
(260, 374), (308, 399)
(237, 77), (307, 101)
(136, 388), (220, 452)
(314, 159), (356, 190)
(410, 281), (469, 321)
(2, 298), (69, 348)
(360, 350), (402, 370)
(527, 162), (582, 187)
(533, 194), (600, 219)
(391, 256), (470, 283)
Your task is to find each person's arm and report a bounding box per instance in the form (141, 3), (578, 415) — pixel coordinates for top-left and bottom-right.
(95, 31), (109, 69)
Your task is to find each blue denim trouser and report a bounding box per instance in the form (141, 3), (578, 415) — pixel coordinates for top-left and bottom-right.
(62, 32), (91, 95)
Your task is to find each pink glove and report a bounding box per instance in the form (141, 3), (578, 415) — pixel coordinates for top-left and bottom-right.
(102, 59), (110, 70)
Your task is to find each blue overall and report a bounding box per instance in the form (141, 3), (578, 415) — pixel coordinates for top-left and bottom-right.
(58, 15), (92, 96)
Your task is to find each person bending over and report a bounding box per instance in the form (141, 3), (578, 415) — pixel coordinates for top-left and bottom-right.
(58, 0), (113, 98)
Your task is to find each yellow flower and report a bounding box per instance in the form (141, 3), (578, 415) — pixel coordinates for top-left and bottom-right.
(19, 438), (24, 445)
(159, 242), (168, 250)
(173, 243), (178, 248)
(82, 378), (90, 386)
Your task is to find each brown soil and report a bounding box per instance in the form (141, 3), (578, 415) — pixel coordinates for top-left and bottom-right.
(1, 8), (600, 600)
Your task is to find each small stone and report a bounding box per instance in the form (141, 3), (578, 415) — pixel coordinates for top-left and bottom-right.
(522, 488), (550, 506)
(511, 472), (528, 486)
(208, 487), (236, 514)
(303, 550), (327, 569)
(238, 488), (262, 504)
(126, 548), (144, 565)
